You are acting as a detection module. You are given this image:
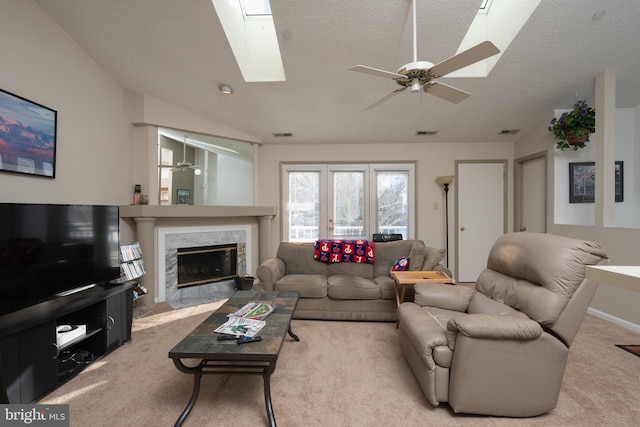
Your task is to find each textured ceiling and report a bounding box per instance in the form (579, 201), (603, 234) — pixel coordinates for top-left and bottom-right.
(35, 0), (640, 145)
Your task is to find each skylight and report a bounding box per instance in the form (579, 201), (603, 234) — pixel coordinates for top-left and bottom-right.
(478, 0), (493, 12)
(212, 0), (285, 82)
(242, 0), (271, 16)
(449, 0), (540, 77)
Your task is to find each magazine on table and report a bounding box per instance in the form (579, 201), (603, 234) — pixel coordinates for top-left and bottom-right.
(214, 317), (265, 338)
(227, 302), (277, 321)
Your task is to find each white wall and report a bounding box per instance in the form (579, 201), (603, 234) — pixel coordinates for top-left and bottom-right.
(0, 0), (133, 208)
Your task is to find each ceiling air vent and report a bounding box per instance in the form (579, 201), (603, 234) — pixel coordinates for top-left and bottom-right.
(273, 132), (293, 137)
(416, 130), (438, 136)
(499, 129), (520, 135)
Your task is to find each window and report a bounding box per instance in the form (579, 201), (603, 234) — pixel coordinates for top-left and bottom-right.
(282, 163), (415, 242)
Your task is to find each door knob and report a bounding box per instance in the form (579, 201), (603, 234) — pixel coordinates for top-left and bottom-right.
(328, 226), (333, 231)
(459, 226), (465, 231)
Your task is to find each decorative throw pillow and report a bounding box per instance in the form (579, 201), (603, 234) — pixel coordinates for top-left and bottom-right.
(390, 256), (410, 273)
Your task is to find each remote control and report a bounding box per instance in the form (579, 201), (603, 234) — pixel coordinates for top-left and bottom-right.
(217, 334), (239, 341)
(237, 336), (263, 344)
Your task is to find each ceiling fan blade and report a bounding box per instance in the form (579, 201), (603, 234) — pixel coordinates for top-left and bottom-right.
(348, 65), (404, 80)
(425, 81), (470, 104)
(428, 41), (500, 77)
(363, 88), (406, 111)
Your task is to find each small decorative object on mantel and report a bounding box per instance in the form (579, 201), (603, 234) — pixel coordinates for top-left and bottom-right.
(548, 99), (596, 151)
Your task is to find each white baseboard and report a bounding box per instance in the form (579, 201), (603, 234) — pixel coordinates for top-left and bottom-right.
(587, 307), (640, 334)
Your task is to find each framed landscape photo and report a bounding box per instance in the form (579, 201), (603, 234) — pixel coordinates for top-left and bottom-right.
(176, 189), (190, 205)
(569, 161), (623, 203)
(0, 88), (57, 178)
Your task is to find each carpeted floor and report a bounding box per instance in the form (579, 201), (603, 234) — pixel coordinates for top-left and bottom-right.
(39, 301), (640, 426)
(615, 344), (640, 358)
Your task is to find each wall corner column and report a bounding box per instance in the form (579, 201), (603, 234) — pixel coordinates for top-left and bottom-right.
(595, 69), (616, 227)
(134, 217), (157, 304)
(259, 215), (274, 264)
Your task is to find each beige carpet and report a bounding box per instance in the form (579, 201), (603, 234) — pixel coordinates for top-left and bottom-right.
(40, 301), (640, 426)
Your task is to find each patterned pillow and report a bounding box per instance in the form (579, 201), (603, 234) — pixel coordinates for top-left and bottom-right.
(390, 256), (410, 273)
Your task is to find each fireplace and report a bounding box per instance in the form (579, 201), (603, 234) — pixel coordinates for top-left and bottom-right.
(177, 243), (238, 288)
(157, 225), (251, 308)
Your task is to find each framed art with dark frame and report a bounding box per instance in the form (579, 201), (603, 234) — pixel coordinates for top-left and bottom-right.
(569, 161), (623, 203)
(0, 88), (57, 178)
(176, 189), (190, 205)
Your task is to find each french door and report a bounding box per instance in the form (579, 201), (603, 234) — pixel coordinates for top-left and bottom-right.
(282, 163), (415, 242)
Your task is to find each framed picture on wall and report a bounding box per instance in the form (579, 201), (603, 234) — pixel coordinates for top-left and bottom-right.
(177, 189), (190, 205)
(0, 88), (57, 178)
(615, 161), (623, 202)
(569, 161), (623, 203)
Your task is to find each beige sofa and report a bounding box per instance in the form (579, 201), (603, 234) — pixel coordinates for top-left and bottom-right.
(256, 239), (451, 321)
(397, 232), (607, 417)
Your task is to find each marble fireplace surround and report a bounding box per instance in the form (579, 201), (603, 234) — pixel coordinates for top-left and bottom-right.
(158, 225), (250, 307)
(119, 205), (276, 305)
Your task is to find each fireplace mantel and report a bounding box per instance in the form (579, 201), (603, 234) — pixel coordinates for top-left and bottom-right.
(119, 205), (276, 219)
(119, 205), (276, 304)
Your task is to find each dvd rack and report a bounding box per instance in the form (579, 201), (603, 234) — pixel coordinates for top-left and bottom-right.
(120, 242), (147, 281)
(120, 242), (150, 318)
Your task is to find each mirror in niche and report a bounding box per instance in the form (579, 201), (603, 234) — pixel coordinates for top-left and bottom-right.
(157, 128), (254, 206)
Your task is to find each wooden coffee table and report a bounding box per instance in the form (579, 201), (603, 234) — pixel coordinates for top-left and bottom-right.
(168, 290), (300, 427)
(391, 271), (454, 327)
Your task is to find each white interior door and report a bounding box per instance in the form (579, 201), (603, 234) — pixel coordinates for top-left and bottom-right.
(520, 155), (546, 233)
(456, 161), (506, 282)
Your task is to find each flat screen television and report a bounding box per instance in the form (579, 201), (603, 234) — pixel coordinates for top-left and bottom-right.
(0, 203), (121, 317)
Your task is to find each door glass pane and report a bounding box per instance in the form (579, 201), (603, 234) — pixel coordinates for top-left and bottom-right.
(377, 171), (409, 239)
(288, 171), (320, 241)
(333, 172), (365, 239)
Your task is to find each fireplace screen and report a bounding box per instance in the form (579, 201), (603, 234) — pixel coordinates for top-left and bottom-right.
(177, 243), (237, 288)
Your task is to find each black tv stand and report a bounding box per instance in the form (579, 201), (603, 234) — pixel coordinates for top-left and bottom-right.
(55, 283), (97, 297)
(0, 281), (134, 404)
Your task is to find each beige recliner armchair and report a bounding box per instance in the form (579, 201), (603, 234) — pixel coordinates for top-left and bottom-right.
(398, 232), (608, 417)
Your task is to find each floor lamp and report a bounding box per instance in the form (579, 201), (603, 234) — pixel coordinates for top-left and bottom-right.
(435, 175), (455, 268)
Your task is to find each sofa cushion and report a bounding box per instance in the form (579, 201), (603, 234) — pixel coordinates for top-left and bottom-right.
(467, 292), (529, 318)
(407, 243), (428, 271)
(421, 247), (446, 271)
(277, 242), (329, 276)
(275, 274), (327, 298)
(477, 232), (607, 327)
(328, 275), (380, 299)
(374, 275), (397, 300)
(373, 240), (426, 277)
(414, 282), (475, 312)
(328, 262), (374, 280)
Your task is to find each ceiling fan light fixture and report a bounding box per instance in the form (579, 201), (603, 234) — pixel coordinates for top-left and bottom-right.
(410, 78), (421, 93)
(218, 84), (233, 95)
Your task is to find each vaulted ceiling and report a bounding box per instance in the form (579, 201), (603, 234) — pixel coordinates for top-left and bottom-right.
(36, 0), (640, 145)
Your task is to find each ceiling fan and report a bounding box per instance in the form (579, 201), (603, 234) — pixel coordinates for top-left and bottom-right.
(348, 0), (500, 110)
(158, 135), (201, 174)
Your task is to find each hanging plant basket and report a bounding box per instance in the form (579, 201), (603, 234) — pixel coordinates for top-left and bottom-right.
(565, 129), (590, 145)
(548, 100), (595, 151)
